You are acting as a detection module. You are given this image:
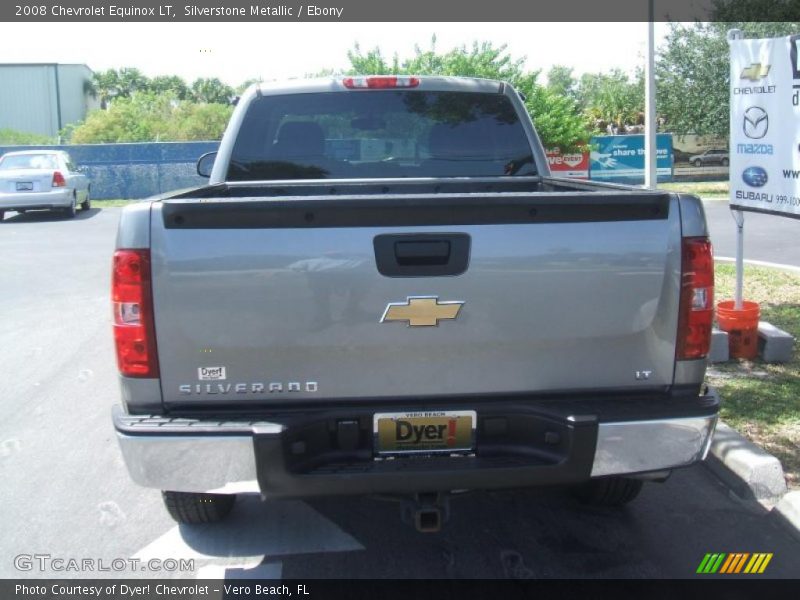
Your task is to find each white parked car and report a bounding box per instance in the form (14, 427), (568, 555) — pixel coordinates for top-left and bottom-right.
(0, 150), (91, 220)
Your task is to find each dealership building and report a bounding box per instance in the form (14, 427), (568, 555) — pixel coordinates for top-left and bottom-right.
(0, 63), (96, 138)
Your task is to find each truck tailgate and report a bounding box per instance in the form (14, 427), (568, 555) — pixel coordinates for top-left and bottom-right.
(149, 193), (681, 405)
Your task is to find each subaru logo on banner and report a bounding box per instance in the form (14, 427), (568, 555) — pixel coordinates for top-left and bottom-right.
(742, 166), (769, 187)
(729, 33), (800, 219)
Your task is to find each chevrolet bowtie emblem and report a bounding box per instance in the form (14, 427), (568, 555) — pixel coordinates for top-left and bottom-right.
(380, 296), (464, 327)
(740, 63), (771, 81)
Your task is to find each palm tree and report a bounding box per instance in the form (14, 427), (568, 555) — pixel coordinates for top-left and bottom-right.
(91, 69), (121, 109)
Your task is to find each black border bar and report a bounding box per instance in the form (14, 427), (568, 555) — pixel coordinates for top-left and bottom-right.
(4, 0), (795, 23)
(3, 579), (799, 599)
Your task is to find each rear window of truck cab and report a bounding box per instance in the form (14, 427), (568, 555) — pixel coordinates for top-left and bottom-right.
(227, 90), (536, 180)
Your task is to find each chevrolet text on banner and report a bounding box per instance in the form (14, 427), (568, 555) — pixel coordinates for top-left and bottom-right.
(730, 33), (800, 220)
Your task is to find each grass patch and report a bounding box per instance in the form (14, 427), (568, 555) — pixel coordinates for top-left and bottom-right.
(92, 199), (139, 207)
(659, 181), (729, 199)
(709, 264), (800, 489)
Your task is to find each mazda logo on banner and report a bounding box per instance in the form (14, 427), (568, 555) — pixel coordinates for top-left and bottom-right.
(743, 107), (768, 139)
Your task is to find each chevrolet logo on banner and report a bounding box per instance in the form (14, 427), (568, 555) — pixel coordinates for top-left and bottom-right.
(380, 296), (464, 327)
(740, 63), (771, 81)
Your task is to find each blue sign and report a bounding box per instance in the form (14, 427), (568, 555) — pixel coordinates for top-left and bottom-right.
(589, 134), (673, 184)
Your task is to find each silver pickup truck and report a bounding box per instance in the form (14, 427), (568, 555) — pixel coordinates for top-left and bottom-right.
(112, 76), (718, 532)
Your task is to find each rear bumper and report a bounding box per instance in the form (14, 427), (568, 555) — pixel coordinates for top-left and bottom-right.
(0, 189), (72, 210)
(113, 392), (719, 496)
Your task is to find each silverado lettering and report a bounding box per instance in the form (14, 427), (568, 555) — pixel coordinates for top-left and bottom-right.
(178, 382), (318, 394)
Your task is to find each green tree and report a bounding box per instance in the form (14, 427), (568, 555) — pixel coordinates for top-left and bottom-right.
(149, 75), (190, 100)
(546, 65), (577, 100)
(656, 21), (800, 136)
(404, 39), (527, 81)
(347, 43), (400, 75)
(577, 69), (644, 133)
(345, 38), (590, 150)
(522, 76), (592, 151)
(116, 68), (148, 96)
(69, 93), (171, 143)
(90, 69), (121, 109)
(0, 128), (56, 145)
(67, 93), (233, 143)
(712, 0), (800, 21)
(237, 78), (264, 95)
(90, 68), (152, 108)
(190, 77), (234, 104)
(167, 102), (234, 140)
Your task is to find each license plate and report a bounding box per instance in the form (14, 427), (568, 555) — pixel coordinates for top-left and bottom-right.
(15, 182), (33, 191)
(373, 410), (476, 456)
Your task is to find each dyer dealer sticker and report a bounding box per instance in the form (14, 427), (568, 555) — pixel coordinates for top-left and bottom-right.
(198, 366), (226, 381)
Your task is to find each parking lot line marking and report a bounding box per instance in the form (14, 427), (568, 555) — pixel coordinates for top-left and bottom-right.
(715, 256), (800, 274)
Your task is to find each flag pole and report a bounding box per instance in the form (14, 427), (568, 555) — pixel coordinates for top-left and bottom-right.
(644, 0), (657, 189)
(728, 28), (745, 310)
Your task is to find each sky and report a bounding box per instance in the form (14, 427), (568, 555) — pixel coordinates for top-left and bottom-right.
(0, 22), (673, 86)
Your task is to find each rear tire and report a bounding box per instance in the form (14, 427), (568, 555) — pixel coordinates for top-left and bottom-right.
(572, 477), (643, 507)
(0, 210), (4, 221)
(63, 194), (77, 219)
(81, 188), (91, 211)
(721, 158), (729, 167)
(162, 491), (236, 524)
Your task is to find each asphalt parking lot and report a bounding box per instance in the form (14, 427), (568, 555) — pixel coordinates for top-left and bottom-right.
(703, 200), (800, 267)
(0, 206), (798, 580)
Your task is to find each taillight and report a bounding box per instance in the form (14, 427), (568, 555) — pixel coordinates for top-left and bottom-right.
(342, 76), (420, 89)
(677, 237), (714, 360)
(52, 171), (66, 187)
(112, 249), (159, 377)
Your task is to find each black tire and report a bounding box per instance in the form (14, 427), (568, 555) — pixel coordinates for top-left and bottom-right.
(721, 158), (729, 167)
(63, 194), (77, 219)
(81, 188), (91, 211)
(162, 491), (236, 524)
(572, 477), (643, 507)
(691, 159), (701, 167)
(0, 210), (4, 221)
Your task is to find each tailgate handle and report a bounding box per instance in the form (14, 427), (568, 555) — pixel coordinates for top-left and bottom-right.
(374, 233), (470, 277)
(394, 241), (451, 265)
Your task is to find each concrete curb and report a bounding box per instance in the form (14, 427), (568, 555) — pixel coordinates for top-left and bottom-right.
(705, 421), (788, 505)
(773, 491), (800, 542)
(704, 420), (800, 542)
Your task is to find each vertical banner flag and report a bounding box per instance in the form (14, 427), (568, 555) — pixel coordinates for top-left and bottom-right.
(730, 34), (800, 219)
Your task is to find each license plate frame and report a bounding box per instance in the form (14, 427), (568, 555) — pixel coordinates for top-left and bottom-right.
(15, 182), (33, 191)
(373, 410), (476, 456)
